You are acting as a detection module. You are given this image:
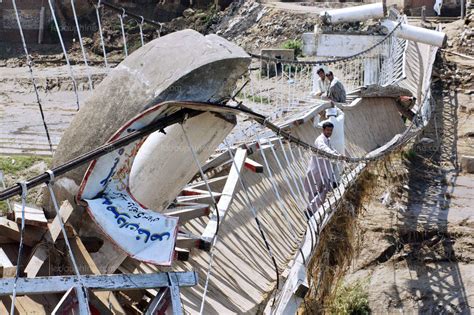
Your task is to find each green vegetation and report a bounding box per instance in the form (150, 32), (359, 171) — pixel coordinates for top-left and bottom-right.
(282, 39), (303, 57)
(203, 4), (219, 28)
(0, 155), (51, 214)
(0, 155), (49, 174)
(402, 148), (417, 160)
(328, 279), (371, 315)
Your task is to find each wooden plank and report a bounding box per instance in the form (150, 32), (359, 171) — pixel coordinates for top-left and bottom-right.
(44, 201), (74, 242)
(68, 234), (126, 315)
(0, 248), (15, 278)
(168, 273), (183, 315)
(244, 158), (264, 173)
(164, 204), (210, 224)
(144, 288), (168, 315)
(201, 150), (232, 174)
(184, 175), (228, 190)
(0, 272), (198, 295)
(181, 188), (219, 196)
(25, 201), (74, 278)
(0, 217), (44, 247)
(202, 148), (247, 241)
(176, 192), (222, 204)
(175, 232), (211, 251)
(0, 236), (16, 245)
(76, 286), (92, 315)
(12, 202), (48, 227)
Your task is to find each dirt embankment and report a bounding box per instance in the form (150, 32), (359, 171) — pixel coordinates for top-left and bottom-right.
(339, 19), (474, 313)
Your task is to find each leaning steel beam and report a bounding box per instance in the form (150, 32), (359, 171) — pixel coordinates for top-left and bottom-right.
(0, 272), (198, 296)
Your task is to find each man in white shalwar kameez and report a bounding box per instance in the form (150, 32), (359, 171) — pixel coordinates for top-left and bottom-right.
(304, 121), (340, 215)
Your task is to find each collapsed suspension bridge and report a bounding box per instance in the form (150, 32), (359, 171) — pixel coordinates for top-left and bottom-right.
(0, 1), (446, 314)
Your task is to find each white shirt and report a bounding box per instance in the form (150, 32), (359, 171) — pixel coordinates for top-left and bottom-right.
(315, 133), (339, 156)
(311, 74), (330, 97)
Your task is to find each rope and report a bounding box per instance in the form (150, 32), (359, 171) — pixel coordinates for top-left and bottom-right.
(45, 170), (90, 311)
(10, 182), (27, 315)
(71, 0), (94, 91)
(267, 135), (315, 265)
(48, 0), (81, 111)
(11, 0), (54, 153)
(95, 0), (109, 69)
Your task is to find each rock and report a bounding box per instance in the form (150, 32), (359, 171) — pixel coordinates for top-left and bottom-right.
(182, 8), (195, 18)
(460, 155), (474, 173)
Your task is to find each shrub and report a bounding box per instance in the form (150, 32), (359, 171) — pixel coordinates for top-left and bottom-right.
(282, 39), (303, 57)
(328, 279), (371, 315)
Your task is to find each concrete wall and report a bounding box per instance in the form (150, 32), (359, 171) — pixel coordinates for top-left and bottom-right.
(0, 0), (53, 43)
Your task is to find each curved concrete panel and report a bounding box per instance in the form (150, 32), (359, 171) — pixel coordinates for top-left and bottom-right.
(45, 29), (250, 215)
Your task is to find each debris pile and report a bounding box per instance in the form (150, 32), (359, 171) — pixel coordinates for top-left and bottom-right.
(444, 7), (474, 56)
(438, 13), (474, 97)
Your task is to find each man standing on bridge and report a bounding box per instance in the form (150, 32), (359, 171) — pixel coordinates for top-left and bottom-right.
(326, 71), (347, 103)
(305, 121), (340, 215)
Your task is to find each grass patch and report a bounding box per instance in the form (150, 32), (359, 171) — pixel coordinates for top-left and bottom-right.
(328, 279), (370, 315)
(0, 155), (51, 214)
(0, 155), (49, 174)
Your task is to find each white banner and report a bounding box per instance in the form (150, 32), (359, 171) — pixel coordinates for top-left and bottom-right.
(78, 104), (178, 266)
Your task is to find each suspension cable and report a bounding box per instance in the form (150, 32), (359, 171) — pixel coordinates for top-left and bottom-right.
(180, 123), (221, 315)
(71, 0), (94, 90)
(48, 0), (81, 111)
(11, 0), (54, 153)
(118, 9), (128, 57)
(46, 170), (90, 313)
(95, 0), (109, 69)
(225, 139), (281, 305)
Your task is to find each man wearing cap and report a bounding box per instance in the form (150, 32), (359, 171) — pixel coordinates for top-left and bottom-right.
(326, 71), (346, 103)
